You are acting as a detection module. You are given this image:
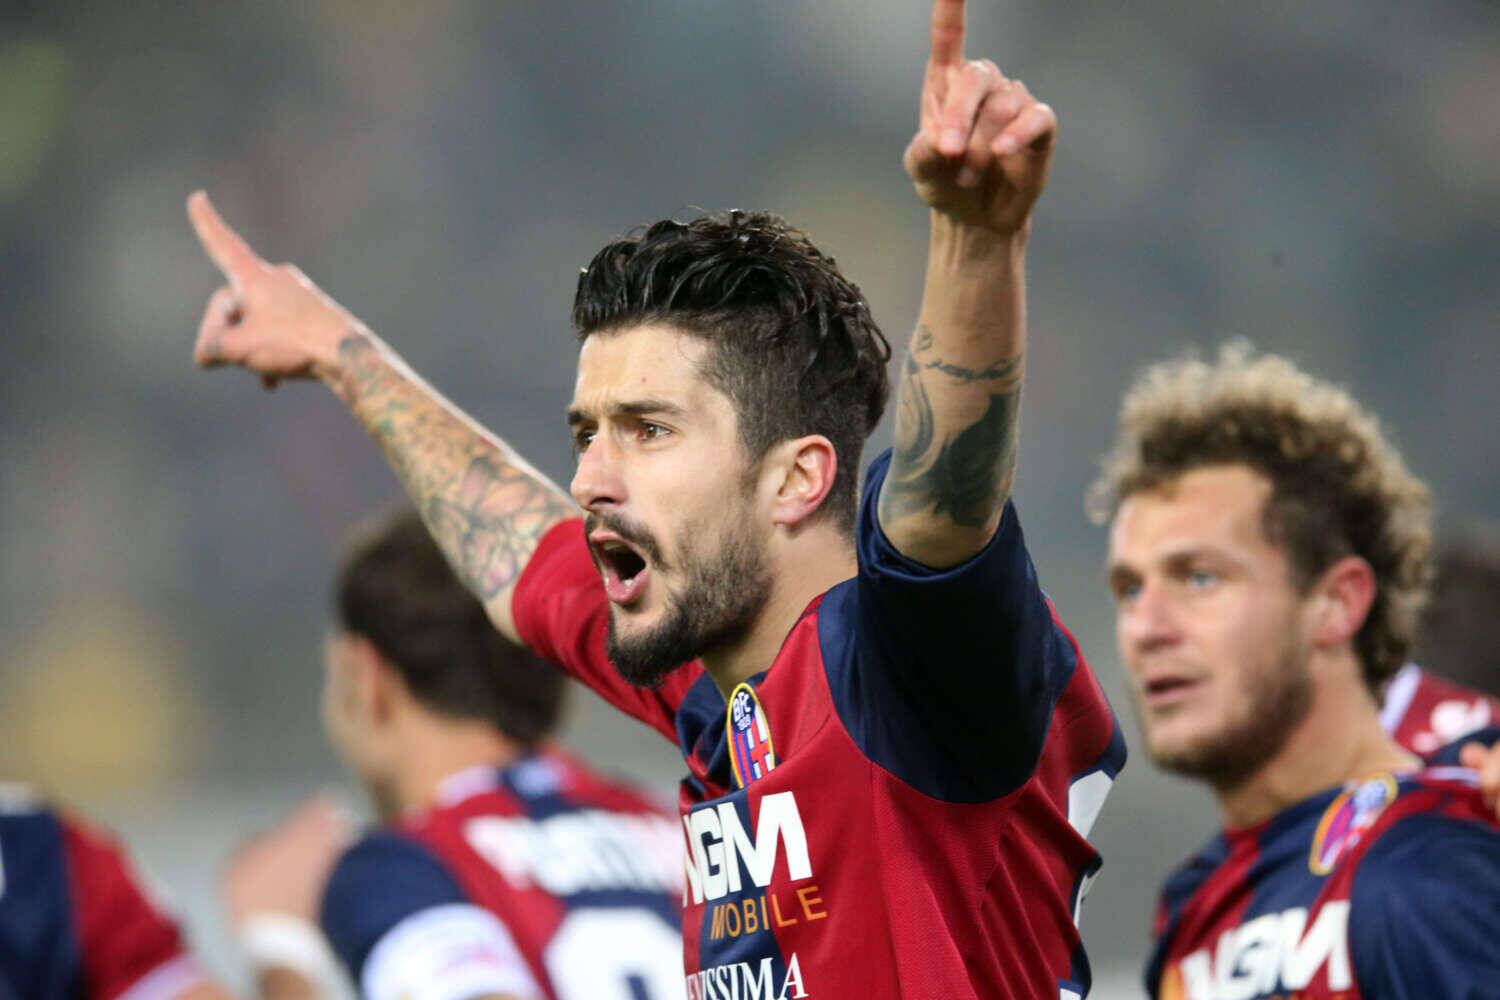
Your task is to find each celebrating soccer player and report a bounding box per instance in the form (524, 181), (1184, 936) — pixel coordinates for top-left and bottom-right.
(1094, 345), (1500, 999)
(220, 511), (682, 1000)
(188, 2), (1124, 996)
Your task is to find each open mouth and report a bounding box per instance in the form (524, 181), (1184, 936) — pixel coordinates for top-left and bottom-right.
(591, 535), (651, 605)
(1143, 675), (1198, 708)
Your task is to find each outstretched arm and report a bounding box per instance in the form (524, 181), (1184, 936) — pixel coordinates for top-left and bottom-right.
(187, 193), (574, 641)
(877, 0), (1056, 569)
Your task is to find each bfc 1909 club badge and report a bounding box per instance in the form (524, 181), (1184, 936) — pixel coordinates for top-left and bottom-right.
(726, 682), (777, 789)
(1308, 772), (1398, 875)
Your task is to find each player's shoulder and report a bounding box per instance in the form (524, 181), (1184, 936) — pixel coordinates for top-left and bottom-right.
(1155, 830), (1234, 927)
(526, 747), (672, 817)
(1342, 768), (1499, 879)
(320, 828), (472, 973)
(326, 827), (461, 899)
(0, 781), (47, 818)
(0, 790), (144, 892)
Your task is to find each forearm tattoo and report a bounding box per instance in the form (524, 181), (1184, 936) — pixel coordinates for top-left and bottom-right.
(881, 325), (1022, 529)
(334, 334), (574, 600)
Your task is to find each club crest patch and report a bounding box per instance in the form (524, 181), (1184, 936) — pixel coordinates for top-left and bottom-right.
(1309, 772), (1398, 875)
(726, 683), (777, 789)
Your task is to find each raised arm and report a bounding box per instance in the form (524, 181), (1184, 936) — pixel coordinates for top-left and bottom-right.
(187, 193), (574, 641)
(877, 0), (1056, 569)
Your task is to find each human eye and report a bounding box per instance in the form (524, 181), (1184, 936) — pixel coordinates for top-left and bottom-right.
(1187, 567), (1218, 590)
(1108, 573), (1141, 604)
(636, 421), (671, 442)
(571, 427), (596, 457)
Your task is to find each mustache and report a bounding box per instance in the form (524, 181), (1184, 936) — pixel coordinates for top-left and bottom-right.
(584, 511), (665, 567)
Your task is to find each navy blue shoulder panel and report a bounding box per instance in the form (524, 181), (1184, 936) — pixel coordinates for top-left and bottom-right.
(0, 809), (80, 1000)
(1348, 811), (1500, 997)
(822, 449), (1077, 803)
(319, 830), (470, 983)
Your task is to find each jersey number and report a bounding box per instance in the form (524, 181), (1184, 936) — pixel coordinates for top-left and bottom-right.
(543, 908), (683, 1000)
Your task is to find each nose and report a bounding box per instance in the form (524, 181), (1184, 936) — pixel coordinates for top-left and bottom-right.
(1120, 580), (1180, 656)
(570, 429), (626, 512)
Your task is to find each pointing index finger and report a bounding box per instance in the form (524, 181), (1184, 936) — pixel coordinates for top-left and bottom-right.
(187, 190), (268, 284)
(928, 0), (966, 68)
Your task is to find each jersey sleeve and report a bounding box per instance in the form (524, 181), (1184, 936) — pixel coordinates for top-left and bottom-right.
(320, 832), (543, 1000)
(60, 816), (206, 1000)
(511, 518), (703, 742)
(844, 449), (1110, 801)
(1348, 813), (1500, 998)
(359, 904), (543, 1000)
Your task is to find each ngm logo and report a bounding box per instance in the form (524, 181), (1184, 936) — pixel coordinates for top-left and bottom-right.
(682, 792), (810, 905)
(1169, 902), (1350, 1000)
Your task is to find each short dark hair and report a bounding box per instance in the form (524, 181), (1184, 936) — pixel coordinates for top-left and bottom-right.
(336, 509), (566, 745)
(1413, 529), (1500, 697)
(1089, 344), (1432, 692)
(572, 210), (892, 532)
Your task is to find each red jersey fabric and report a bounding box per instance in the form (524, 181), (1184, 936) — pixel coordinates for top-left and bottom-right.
(513, 451), (1126, 999)
(0, 788), (202, 1000)
(320, 748), (684, 1000)
(1380, 663), (1500, 757)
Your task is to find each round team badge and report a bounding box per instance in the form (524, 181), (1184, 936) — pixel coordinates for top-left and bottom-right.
(1308, 772), (1398, 875)
(726, 683), (777, 789)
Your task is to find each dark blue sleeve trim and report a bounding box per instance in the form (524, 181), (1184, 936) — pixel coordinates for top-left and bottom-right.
(1349, 813), (1500, 998)
(822, 449), (1077, 802)
(318, 831), (469, 982)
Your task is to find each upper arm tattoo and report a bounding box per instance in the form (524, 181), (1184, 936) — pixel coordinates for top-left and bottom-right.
(880, 325), (1023, 530)
(337, 334), (575, 600)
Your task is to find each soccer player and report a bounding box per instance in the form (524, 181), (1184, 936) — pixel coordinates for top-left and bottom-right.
(0, 784), (232, 1000)
(186, 2), (1124, 996)
(1094, 345), (1500, 999)
(220, 510), (683, 1000)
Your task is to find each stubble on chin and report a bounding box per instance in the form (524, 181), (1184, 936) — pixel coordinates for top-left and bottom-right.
(604, 516), (772, 689)
(1144, 658), (1314, 792)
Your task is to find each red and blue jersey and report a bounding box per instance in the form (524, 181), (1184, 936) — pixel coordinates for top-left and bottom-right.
(1380, 663), (1500, 758)
(513, 451), (1127, 999)
(320, 748), (684, 1000)
(0, 786), (205, 1000)
(1146, 767), (1500, 999)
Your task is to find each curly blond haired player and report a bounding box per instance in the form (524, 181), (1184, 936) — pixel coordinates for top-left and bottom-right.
(1095, 344), (1500, 999)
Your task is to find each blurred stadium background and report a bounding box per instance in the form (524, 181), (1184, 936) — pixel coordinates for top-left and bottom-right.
(2, 0), (1496, 994)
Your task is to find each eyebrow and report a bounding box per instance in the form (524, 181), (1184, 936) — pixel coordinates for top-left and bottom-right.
(565, 398), (688, 428)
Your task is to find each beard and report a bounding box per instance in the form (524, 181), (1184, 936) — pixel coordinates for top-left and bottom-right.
(600, 511), (773, 689)
(1144, 635), (1315, 792)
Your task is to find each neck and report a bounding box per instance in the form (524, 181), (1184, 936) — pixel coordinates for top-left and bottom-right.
(699, 526), (858, 700)
(383, 719), (527, 818)
(1215, 656), (1420, 828)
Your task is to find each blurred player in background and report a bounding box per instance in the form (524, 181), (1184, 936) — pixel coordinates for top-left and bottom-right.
(220, 510), (683, 1000)
(0, 784), (233, 1000)
(187, 1), (1124, 996)
(1383, 530), (1500, 756)
(1094, 344), (1500, 999)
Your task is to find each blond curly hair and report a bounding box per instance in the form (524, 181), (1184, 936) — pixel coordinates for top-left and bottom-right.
(1088, 343), (1433, 691)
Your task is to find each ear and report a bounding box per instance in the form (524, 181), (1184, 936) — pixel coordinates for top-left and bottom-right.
(343, 633), (400, 727)
(766, 435), (839, 529)
(1308, 555), (1377, 649)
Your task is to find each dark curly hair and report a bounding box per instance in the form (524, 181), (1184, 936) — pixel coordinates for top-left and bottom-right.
(336, 509), (566, 745)
(1088, 343), (1433, 693)
(572, 210), (892, 532)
